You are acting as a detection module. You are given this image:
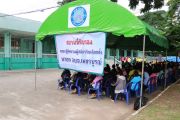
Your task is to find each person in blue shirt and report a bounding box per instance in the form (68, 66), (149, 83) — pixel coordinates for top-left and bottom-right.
(130, 70), (141, 91)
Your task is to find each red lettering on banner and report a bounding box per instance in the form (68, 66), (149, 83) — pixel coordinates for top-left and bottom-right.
(66, 38), (93, 45)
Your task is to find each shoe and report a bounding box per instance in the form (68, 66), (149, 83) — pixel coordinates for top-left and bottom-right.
(60, 86), (64, 89)
(90, 95), (96, 99)
(71, 89), (77, 94)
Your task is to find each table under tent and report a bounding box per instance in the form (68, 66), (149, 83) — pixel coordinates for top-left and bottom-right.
(36, 0), (169, 108)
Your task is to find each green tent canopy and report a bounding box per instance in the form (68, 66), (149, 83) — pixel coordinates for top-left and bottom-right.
(107, 22), (168, 51)
(36, 0), (168, 49)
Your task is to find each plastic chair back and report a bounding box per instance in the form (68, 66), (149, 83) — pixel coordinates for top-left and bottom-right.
(88, 79), (103, 100)
(134, 81), (141, 96)
(75, 77), (80, 86)
(147, 75), (157, 93)
(114, 82), (132, 104)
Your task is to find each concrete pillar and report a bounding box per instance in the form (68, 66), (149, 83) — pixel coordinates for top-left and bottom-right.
(124, 50), (127, 57)
(4, 32), (11, 70)
(131, 50), (134, 58)
(36, 41), (42, 68)
(106, 48), (110, 59)
(116, 49), (120, 60)
(138, 50), (143, 57)
(20, 38), (26, 53)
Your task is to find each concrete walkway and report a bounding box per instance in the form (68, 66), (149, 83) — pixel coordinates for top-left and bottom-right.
(0, 69), (134, 120)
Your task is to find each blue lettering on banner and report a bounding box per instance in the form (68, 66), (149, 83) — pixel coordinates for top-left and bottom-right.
(59, 49), (103, 55)
(61, 57), (102, 66)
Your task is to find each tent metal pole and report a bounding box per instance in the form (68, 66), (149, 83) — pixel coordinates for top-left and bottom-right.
(140, 35), (146, 108)
(114, 49), (116, 65)
(176, 51), (178, 63)
(34, 41), (37, 90)
(164, 50), (167, 89)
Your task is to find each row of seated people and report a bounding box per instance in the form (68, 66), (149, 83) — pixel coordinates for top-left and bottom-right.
(58, 69), (141, 103)
(58, 62), (178, 103)
(122, 61), (178, 91)
(59, 70), (103, 96)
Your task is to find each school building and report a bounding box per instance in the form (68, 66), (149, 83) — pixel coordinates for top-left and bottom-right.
(0, 13), (141, 70)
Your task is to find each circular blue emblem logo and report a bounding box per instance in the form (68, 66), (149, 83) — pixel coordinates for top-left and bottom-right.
(71, 6), (87, 26)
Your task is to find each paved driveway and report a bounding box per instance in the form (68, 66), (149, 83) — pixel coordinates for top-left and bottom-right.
(0, 69), (134, 120)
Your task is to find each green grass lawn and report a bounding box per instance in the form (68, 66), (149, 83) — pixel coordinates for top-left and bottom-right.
(131, 82), (180, 120)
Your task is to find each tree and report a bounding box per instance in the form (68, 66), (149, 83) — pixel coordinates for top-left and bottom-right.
(167, 0), (180, 22)
(59, 0), (165, 13)
(166, 0), (180, 49)
(139, 0), (180, 50)
(129, 0), (164, 13)
(139, 10), (167, 33)
(58, 0), (75, 5)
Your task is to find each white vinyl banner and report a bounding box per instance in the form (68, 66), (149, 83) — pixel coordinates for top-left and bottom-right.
(55, 32), (106, 75)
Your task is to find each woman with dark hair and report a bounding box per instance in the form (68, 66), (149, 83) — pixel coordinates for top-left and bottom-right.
(114, 69), (126, 100)
(111, 64), (117, 80)
(116, 64), (121, 72)
(102, 67), (111, 93)
(130, 70), (141, 91)
(58, 69), (71, 89)
(109, 64), (117, 100)
(106, 64), (111, 73)
(110, 69), (126, 101)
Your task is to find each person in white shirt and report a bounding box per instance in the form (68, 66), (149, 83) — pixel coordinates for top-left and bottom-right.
(110, 69), (126, 101)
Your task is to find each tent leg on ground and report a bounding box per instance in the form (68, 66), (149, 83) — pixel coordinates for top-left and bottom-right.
(140, 35), (146, 108)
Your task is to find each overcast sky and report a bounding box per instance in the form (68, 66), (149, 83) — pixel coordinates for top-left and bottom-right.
(0, 0), (168, 22)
